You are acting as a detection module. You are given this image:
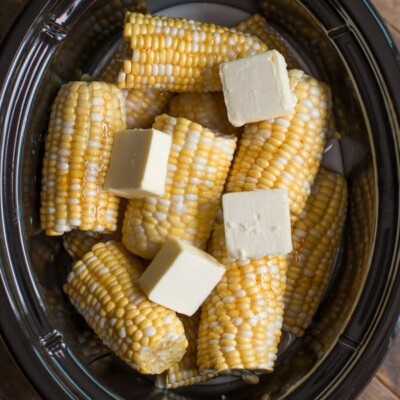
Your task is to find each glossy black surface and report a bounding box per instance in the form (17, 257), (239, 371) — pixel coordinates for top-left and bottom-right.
(0, 0), (399, 399)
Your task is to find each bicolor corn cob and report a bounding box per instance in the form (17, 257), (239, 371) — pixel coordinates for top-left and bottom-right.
(227, 69), (331, 221)
(197, 223), (286, 374)
(284, 168), (347, 336)
(169, 92), (238, 136)
(100, 42), (172, 130)
(114, 12), (267, 91)
(124, 88), (172, 129)
(235, 14), (299, 69)
(156, 313), (213, 389)
(306, 166), (372, 358)
(63, 231), (104, 260)
(64, 241), (188, 374)
(100, 39), (130, 83)
(122, 114), (237, 259)
(40, 82), (126, 235)
(46, 289), (111, 373)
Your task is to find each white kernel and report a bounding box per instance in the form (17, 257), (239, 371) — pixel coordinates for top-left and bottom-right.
(165, 36), (172, 48)
(144, 326), (156, 337)
(91, 113), (103, 122)
(282, 172), (295, 182)
(75, 264), (87, 275)
(275, 118), (291, 128)
(84, 190), (97, 197)
(57, 162), (69, 170)
(58, 149), (70, 156)
(310, 86), (321, 96)
(165, 64), (173, 76)
(162, 316), (173, 324)
(311, 108), (321, 118)
(194, 156), (206, 164)
(293, 155), (305, 164)
(223, 333), (235, 340)
(92, 97), (104, 106)
(88, 140), (101, 148)
(54, 224), (69, 233)
(189, 177), (200, 185)
(275, 157), (288, 165)
(98, 267), (109, 275)
(155, 212), (167, 221)
(223, 296), (234, 304)
(152, 64), (159, 76)
(118, 327), (126, 338)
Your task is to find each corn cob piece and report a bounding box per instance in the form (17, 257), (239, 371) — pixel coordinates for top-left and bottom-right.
(122, 114), (236, 259)
(226, 69), (331, 221)
(284, 168), (347, 336)
(40, 82), (126, 236)
(156, 313), (213, 389)
(307, 165), (374, 358)
(124, 88), (172, 129)
(100, 39), (130, 83)
(63, 231), (104, 260)
(100, 40), (172, 130)
(115, 12), (267, 91)
(64, 241), (188, 374)
(168, 92), (238, 136)
(197, 223), (286, 374)
(235, 14), (299, 69)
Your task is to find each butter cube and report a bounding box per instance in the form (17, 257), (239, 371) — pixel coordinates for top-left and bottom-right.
(219, 50), (296, 127)
(222, 189), (292, 259)
(138, 239), (225, 316)
(104, 129), (172, 199)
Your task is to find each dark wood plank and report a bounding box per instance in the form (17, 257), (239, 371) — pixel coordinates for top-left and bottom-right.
(372, 0), (400, 47)
(360, 377), (399, 400)
(377, 334), (400, 397)
(372, 0), (400, 24)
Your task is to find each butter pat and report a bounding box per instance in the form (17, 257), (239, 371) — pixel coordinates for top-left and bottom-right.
(138, 239), (225, 316)
(222, 189), (292, 259)
(104, 129), (171, 198)
(219, 50), (296, 127)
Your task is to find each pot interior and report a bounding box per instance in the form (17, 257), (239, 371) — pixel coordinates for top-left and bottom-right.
(18, 0), (376, 399)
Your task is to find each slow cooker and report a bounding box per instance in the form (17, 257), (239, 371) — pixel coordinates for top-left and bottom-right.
(0, 0), (399, 399)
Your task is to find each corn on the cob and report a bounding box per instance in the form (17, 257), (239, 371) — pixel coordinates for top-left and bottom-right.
(64, 241), (188, 374)
(115, 12), (267, 91)
(197, 223), (286, 374)
(100, 40), (172, 130)
(122, 114), (236, 259)
(63, 231), (104, 260)
(124, 88), (172, 129)
(226, 69), (331, 221)
(168, 92), (238, 136)
(306, 166), (373, 358)
(235, 14), (299, 69)
(100, 39), (130, 83)
(40, 82), (126, 236)
(284, 168), (347, 336)
(156, 313), (213, 389)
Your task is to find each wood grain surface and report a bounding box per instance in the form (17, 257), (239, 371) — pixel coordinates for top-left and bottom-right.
(373, 0), (400, 46)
